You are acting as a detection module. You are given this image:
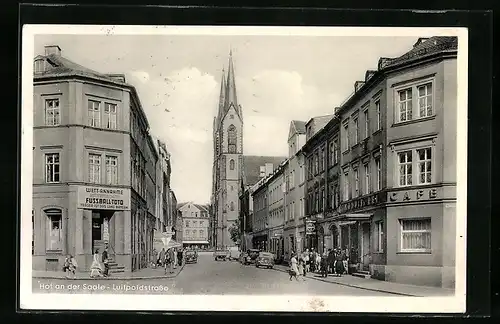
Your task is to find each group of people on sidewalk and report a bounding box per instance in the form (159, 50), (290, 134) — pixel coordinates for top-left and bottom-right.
(288, 247), (349, 281)
(154, 247), (190, 275)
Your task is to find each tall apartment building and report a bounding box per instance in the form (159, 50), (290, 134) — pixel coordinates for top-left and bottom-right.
(32, 45), (157, 273)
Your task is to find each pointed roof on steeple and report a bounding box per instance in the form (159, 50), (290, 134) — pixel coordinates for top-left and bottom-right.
(225, 50), (239, 111)
(216, 68), (227, 126)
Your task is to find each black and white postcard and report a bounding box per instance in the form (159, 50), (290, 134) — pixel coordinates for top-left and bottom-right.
(20, 25), (468, 312)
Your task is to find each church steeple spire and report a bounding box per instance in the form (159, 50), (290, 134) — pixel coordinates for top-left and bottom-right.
(225, 50), (238, 110)
(216, 67), (226, 125)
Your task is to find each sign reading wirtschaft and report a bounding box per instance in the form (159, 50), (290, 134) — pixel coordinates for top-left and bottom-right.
(77, 185), (131, 210)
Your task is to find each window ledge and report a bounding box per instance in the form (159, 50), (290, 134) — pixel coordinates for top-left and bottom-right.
(392, 115), (436, 128)
(342, 149), (350, 155)
(372, 129), (383, 136)
(396, 251), (431, 255)
(352, 143), (360, 149)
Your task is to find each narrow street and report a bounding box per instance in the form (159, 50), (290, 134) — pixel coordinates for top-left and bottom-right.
(32, 252), (392, 296)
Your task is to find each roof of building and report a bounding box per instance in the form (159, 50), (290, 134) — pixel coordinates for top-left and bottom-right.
(177, 202), (209, 213)
(291, 120), (307, 134)
(35, 53), (128, 86)
(381, 36), (458, 70)
(242, 155), (287, 187)
(307, 115), (335, 136)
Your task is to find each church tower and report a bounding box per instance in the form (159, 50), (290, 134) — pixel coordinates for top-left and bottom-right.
(211, 51), (243, 248)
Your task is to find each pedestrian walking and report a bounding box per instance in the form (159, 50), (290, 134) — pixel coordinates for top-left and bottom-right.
(63, 254), (77, 278)
(320, 252), (328, 278)
(289, 253), (300, 281)
(102, 246), (110, 277)
(310, 249), (317, 272)
(157, 248), (165, 267)
(298, 257), (306, 280)
(90, 250), (103, 278)
(303, 249), (310, 274)
(173, 247), (178, 269)
(334, 248), (345, 277)
(327, 248), (335, 274)
(341, 247), (349, 274)
(315, 251), (321, 273)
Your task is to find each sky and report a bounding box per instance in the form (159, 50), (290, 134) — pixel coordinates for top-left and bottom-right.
(34, 32), (418, 204)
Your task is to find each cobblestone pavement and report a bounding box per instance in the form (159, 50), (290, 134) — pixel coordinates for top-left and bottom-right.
(32, 253), (392, 295)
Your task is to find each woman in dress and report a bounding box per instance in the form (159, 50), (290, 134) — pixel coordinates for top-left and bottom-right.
(90, 250), (103, 278)
(290, 253), (299, 281)
(334, 248), (345, 277)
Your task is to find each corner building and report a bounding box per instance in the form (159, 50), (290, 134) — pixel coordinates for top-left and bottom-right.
(333, 36), (457, 288)
(32, 45), (157, 273)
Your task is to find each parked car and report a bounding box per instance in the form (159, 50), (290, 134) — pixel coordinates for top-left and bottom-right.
(241, 249), (260, 265)
(185, 250), (198, 264)
(255, 252), (275, 269)
(228, 246), (240, 261)
(213, 248), (229, 261)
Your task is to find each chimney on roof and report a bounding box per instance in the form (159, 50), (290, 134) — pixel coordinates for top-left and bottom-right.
(414, 37), (430, 48)
(106, 74), (127, 83)
(265, 163), (274, 176)
(259, 166), (266, 178)
(44, 45), (61, 56)
(334, 107), (340, 114)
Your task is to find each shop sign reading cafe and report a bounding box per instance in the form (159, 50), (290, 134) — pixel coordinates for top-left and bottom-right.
(77, 185), (131, 211)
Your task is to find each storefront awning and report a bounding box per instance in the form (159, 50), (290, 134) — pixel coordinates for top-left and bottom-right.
(336, 213), (373, 224)
(182, 241), (209, 244)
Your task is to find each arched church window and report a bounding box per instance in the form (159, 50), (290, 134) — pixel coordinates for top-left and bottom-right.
(229, 159), (235, 170)
(228, 125), (237, 153)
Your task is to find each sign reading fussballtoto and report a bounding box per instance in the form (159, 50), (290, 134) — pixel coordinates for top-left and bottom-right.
(77, 185), (131, 210)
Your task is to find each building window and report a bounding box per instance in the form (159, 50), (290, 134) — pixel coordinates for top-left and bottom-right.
(400, 218), (431, 252)
(320, 187), (325, 211)
(89, 153), (101, 184)
(375, 221), (384, 252)
(34, 59), (45, 73)
(292, 201), (295, 220)
(333, 140), (339, 164)
(44, 98), (60, 126)
(353, 117), (359, 145)
(354, 169), (359, 197)
(375, 157), (381, 191)
(45, 209), (62, 251)
(88, 100), (101, 127)
(105, 155), (118, 185)
(45, 153), (60, 183)
(227, 125), (237, 153)
(398, 151), (412, 186)
(199, 229), (203, 236)
(375, 100), (381, 131)
(186, 220), (190, 227)
(230, 114), (234, 119)
(364, 163), (371, 194)
(321, 146), (325, 171)
(417, 148), (432, 184)
(343, 124), (349, 151)
(334, 184), (340, 208)
(229, 159), (235, 170)
(418, 83), (433, 118)
(230, 201), (235, 211)
(363, 109), (369, 139)
(343, 172), (349, 201)
(398, 89), (413, 122)
(104, 103), (117, 129)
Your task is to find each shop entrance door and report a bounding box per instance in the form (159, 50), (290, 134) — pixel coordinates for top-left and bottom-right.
(361, 222), (371, 271)
(92, 210), (114, 254)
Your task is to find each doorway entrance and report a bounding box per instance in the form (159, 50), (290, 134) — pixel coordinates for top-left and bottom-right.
(361, 222), (371, 271)
(91, 210), (114, 253)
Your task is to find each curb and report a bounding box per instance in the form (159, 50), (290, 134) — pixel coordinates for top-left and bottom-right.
(272, 267), (418, 297)
(33, 263), (186, 281)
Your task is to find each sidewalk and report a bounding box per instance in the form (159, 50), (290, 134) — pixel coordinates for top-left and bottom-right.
(273, 264), (454, 297)
(33, 263), (186, 281)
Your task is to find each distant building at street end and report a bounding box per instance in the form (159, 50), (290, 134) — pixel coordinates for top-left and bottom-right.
(177, 202), (210, 249)
(32, 45), (158, 273)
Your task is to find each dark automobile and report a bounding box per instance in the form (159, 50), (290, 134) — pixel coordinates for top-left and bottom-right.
(185, 251), (198, 264)
(241, 249), (260, 265)
(213, 248), (229, 261)
(255, 252), (275, 269)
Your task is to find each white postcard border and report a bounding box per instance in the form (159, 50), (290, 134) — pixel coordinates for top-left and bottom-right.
(20, 25), (468, 313)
